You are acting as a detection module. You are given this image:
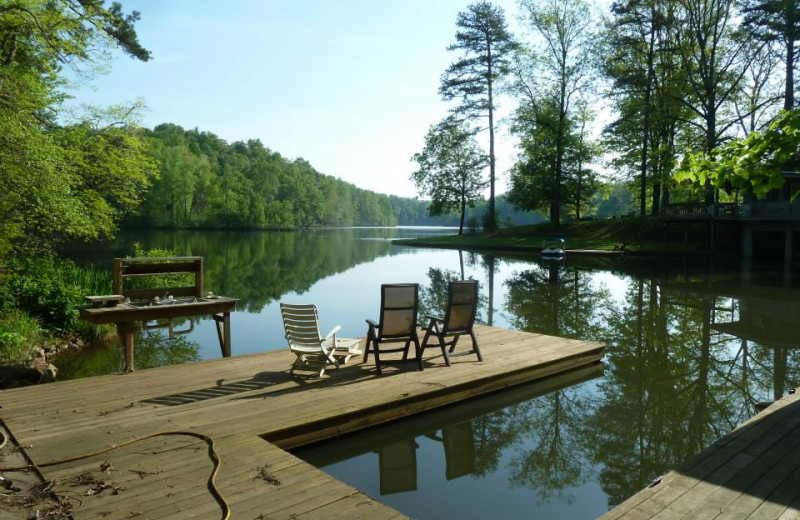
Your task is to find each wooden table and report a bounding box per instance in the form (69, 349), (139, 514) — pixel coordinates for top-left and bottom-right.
(79, 297), (238, 372)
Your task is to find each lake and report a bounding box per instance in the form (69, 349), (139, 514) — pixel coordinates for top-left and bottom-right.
(61, 228), (800, 518)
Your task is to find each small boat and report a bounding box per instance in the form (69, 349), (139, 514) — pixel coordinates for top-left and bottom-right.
(541, 236), (566, 259)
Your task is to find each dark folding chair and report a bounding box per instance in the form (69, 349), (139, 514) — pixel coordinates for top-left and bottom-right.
(421, 279), (482, 366)
(363, 283), (422, 375)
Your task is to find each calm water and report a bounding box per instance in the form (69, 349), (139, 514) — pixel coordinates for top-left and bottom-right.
(61, 228), (800, 518)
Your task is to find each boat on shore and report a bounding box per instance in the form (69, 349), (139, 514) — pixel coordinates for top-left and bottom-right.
(541, 236), (566, 259)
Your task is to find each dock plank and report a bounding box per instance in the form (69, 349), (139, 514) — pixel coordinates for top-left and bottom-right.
(0, 325), (603, 519)
(602, 390), (800, 520)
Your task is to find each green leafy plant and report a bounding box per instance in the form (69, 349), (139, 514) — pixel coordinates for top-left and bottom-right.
(0, 310), (41, 364)
(676, 110), (800, 199)
(2, 258), (111, 334)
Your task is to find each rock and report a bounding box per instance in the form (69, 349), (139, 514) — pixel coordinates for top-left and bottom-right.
(0, 365), (45, 389)
(40, 364), (57, 383)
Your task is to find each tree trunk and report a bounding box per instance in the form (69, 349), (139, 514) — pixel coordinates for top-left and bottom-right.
(704, 107), (717, 205)
(786, 33), (795, 110)
(487, 46), (497, 232)
(553, 76), (567, 226)
(641, 19), (656, 216)
(652, 182), (661, 215)
(459, 193), (466, 235)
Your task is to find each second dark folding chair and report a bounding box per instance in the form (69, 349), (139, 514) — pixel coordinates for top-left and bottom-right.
(421, 279), (482, 366)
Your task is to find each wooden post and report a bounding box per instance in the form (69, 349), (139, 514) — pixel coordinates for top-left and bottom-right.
(117, 322), (136, 373)
(214, 312), (232, 358)
(223, 311), (231, 358)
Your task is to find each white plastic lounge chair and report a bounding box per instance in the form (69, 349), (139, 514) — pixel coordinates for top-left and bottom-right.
(280, 303), (360, 377)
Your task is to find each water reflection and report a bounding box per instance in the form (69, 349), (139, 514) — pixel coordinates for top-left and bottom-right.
(295, 364), (605, 518)
(56, 328), (201, 379)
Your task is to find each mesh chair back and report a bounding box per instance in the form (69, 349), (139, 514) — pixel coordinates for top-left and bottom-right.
(444, 280), (478, 333)
(280, 303), (322, 347)
(379, 284), (419, 338)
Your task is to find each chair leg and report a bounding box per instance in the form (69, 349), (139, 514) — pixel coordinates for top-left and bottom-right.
(470, 331), (483, 361)
(402, 340), (410, 360)
(373, 340), (382, 375)
(413, 336), (423, 371)
(363, 333), (372, 364)
(438, 335), (451, 367)
(420, 328), (431, 359)
(449, 334), (460, 353)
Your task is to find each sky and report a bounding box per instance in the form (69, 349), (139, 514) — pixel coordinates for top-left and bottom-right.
(67, 0), (602, 199)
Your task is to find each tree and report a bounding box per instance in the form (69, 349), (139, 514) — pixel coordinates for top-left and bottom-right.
(507, 98), (564, 217)
(674, 0), (758, 203)
(741, 0), (799, 110)
(604, 0), (685, 215)
(516, 0), (596, 225)
(412, 119), (488, 235)
(564, 100), (600, 219)
(440, 1), (516, 232)
(676, 109), (800, 200)
(0, 0), (151, 256)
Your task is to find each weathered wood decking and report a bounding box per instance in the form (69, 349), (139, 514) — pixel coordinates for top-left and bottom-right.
(602, 389), (800, 520)
(0, 325), (603, 519)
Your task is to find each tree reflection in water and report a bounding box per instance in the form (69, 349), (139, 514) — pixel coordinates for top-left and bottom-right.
(501, 257), (800, 506)
(56, 327), (201, 379)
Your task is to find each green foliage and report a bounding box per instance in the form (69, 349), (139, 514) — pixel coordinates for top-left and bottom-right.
(412, 119), (488, 234)
(122, 242), (194, 290)
(135, 125), (396, 229)
(4, 260), (83, 333)
(676, 110), (800, 199)
(0, 310), (41, 364)
(512, 0), (596, 225)
(2, 257), (112, 334)
(508, 98), (599, 221)
(0, 0), (152, 258)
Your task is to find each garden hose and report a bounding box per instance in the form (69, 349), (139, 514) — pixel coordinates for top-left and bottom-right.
(0, 430), (229, 520)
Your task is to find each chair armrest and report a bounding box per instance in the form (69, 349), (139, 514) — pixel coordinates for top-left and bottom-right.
(323, 325), (342, 341)
(424, 315), (444, 323)
(365, 319), (379, 330)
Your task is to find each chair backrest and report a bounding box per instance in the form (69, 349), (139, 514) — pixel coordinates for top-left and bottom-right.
(443, 280), (478, 333)
(280, 303), (322, 348)
(378, 284), (419, 339)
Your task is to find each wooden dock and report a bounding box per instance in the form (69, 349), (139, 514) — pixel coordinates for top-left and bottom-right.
(0, 325), (603, 519)
(602, 389), (800, 520)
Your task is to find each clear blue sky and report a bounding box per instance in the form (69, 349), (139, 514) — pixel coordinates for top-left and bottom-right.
(67, 0), (536, 198)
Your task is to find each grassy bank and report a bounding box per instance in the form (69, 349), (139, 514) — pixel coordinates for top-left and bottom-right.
(397, 217), (723, 255)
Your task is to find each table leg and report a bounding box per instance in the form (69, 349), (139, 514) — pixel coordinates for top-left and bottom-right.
(214, 312), (232, 358)
(117, 322), (135, 373)
(223, 311), (231, 358)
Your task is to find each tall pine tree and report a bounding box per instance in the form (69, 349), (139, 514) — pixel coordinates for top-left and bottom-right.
(440, 1), (516, 232)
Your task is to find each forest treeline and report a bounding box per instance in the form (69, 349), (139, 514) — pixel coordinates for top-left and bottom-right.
(133, 124), (548, 230)
(136, 124), (397, 229)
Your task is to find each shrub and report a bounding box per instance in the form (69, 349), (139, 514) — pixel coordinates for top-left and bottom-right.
(0, 310), (41, 364)
(2, 257), (110, 334)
